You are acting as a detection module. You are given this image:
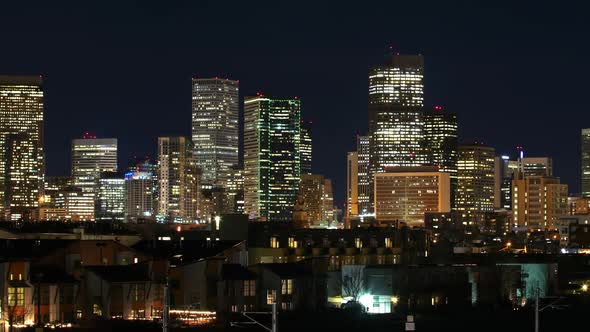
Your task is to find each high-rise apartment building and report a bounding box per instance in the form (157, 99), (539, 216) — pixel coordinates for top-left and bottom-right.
(300, 120), (312, 175)
(424, 105), (458, 205)
(295, 174), (334, 227)
(157, 137), (200, 222)
(456, 144), (495, 222)
(125, 163), (156, 222)
(96, 172), (125, 222)
(244, 95), (301, 221)
(582, 129), (590, 197)
(0, 75), (44, 220)
(220, 165), (244, 214)
(512, 175), (568, 230)
(374, 166), (450, 226)
(191, 78), (239, 188)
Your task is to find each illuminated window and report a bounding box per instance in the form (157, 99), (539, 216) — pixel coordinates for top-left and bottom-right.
(384, 237), (392, 248)
(281, 279), (293, 295)
(270, 236), (279, 248)
(355, 238), (363, 249)
(7, 287), (24, 306)
(93, 304), (102, 316)
(288, 237), (296, 248)
(243, 280), (256, 297)
(266, 290), (276, 304)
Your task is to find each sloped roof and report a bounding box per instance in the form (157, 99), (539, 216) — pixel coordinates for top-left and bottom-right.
(85, 263), (150, 283)
(221, 264), (257, 280)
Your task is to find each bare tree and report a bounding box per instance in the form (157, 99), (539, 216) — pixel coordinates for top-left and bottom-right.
(342, 266), (365, 301)
(1, 293), (33, 332)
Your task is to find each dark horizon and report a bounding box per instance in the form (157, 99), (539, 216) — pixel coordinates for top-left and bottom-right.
(2, 1), (589, 206)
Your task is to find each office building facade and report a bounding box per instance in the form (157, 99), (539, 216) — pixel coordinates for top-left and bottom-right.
(424, 106), (458, 205)
(374, 166), (450, 226)
(512, 175), (568, 230)
(296, 174), (334, 227)
(96, 172), (125, 222)
(582, 129), (590, 197)
(244, 95), (301, 221)
(300, 120), (312, 175)
(456, 144), (495, 222)
(0, 76), (44, 220)
(157, 137), (200, 222)
(191, 78), (239, 187)
(125, 166), (156, 222)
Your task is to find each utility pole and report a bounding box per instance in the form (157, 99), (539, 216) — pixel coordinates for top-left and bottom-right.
(163, 277), (169, 332)
(272, 302), (277, 332)
(535, 287), (539, 332)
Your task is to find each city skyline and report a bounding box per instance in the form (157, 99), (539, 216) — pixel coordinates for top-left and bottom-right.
(2, 2), (589, 207)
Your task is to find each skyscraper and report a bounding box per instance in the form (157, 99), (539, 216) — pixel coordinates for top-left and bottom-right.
(346, 151), (358, 219)
(300, 120), (312, 175)
(424, 105), (458, 205)
(368, 54), (426, 173)
(0, 75), (44, 220)
(71, 136), (117, 221)
(96, 172), (125, 222)
(521, 157), (553, 177)
(295, 174), (334, 227)
(356, 135), (371, 215)
(456, 143), (495, 222)
(494, 155), (519, 210)
(582, 129), (590, 197)
(191, 78), (239, 188)
(244, 95), (301, 221)
(125, 161), (156, 222)
(157, 137), (200, 222)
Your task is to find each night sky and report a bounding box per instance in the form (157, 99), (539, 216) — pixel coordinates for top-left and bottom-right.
(1, 1), (589, 207)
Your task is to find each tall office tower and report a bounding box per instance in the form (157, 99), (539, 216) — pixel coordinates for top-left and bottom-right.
(95, 172), (125, 222)
(221, 165), (244, 214)
(300, 120), (312, 175)
(346, 151), (359, 219)
(42, 176), (73, 206)
(0, 76), (44, 220)
(582, 129), (590, 197)
(125, 163), (156, 222)
(424, 105), (458, 205)
(157, 137), (200, 222)
(521, 157), (553, 177)
(374, 166), (450, 227)
(356, 135), (371, 215)
(368, 54), (426, 186)
(512, 175), (568, 230)
(494, 155), (519, 209)
(244, 95), (301, 221)
(71, 136), (117, 221)
(456, 143), (495, 222)
(191, 78), (239, 188)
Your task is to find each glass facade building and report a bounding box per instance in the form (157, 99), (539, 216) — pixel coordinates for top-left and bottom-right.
(244, 95), (301, 221)
(96, 172), (125, 222)
(0, 75), (44, 220)
(191, 78), (239, 188)
(300, 120), (312, 175)
(424, 106), (458, 206)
